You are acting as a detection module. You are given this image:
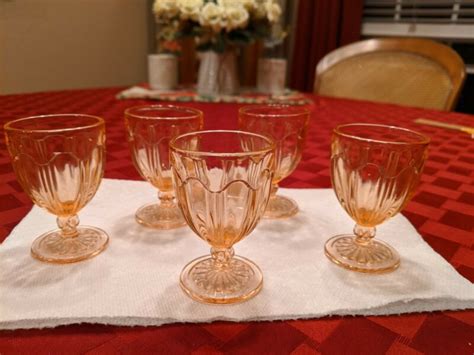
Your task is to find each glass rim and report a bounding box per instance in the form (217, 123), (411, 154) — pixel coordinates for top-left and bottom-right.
(334, 123), (430, 146)
(239, 104), (310, 118)
(3, 114), (104, 134)
(170, 130), (276, 158)
(124, 104), (203, 121)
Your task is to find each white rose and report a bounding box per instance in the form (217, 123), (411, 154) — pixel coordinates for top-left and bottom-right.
(224, 6), (249, 31)
(217, 0), (255, 11)
(153, 0), (179, 19)
(200, 3), (225, 32)
(218, 0), (235, 7)
(178, 0), (203, 21)
(264, 0), (281, 23)
(218, 0), (254, 9)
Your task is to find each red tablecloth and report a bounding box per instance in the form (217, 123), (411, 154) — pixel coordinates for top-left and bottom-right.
(0, 88), (473, 354)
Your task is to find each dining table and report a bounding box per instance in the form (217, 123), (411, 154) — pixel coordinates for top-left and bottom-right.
(0, 87), (473, 354)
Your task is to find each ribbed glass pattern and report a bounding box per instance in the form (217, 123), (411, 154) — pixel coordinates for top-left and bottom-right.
(171, 130), (274, 304)
(7, 131), (105, 217)
(324, 124), (429, 273)
(238, 105), (310, 219)
(331, 129), (428, 227)
(4, 114), (109, 263)
(124, 105), (203, 229)
(173, 162), (273, 249)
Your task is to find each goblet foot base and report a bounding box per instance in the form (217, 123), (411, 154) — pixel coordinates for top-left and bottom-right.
(264, 195), (299, 219)
(180, 255), (263, 304)
(31, 226), (109, 264)
(135, 203), (186, 229)
(325, 235), (400, 273)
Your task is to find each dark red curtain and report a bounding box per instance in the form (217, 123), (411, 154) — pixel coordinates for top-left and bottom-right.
(290, 0), (364, 92)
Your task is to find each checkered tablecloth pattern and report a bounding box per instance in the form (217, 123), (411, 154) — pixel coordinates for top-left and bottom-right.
(0, 88), (473, 353)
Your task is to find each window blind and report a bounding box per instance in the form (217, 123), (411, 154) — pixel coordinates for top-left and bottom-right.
(363, 0), (474, 24)
(362, 0), (474, 40)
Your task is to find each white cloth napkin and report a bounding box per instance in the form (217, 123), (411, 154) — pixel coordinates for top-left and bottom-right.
(1, 179), (473, 330)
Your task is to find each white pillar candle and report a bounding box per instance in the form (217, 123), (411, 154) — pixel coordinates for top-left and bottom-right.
(148, 54), (178, 91)
(257, 58), (287, 95)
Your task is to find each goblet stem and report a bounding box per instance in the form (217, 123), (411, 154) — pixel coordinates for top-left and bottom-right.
(264, 182), (299, 219)
(135, 190), (185, 229)
(270, 183), (279, 198)
(180, 246), (263, 304)
(353, 224), (376, 246)
(158, 190), (175, 207)
(32, 213), (108, 263)
(324, 224), (399, 273)
(210, 247), (235, 269)
(57, 215), (79, 238)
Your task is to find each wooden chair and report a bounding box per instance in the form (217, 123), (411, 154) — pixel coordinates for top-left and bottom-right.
(314, 38), (466, 111)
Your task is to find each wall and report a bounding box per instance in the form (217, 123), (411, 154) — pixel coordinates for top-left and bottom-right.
(0, 0), (150, 94)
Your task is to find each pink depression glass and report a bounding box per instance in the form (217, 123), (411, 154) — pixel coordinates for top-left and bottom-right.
(124, 105), (203, 229)
(326, 123), (430, 273)
(4, 114), (109, 263)
(170, 130), (275, 304)
(239, 104), (310, 219)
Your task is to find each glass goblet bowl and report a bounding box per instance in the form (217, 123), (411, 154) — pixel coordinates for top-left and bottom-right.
(325, 123), (429, 273)
(239, 104), (310, 219)
(170, 130), (275, 304)
(4, 114), (109, 263)
(124, 104), (203, 229)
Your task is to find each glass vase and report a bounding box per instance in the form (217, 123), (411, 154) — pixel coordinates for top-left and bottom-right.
(197, 50), (239, 96)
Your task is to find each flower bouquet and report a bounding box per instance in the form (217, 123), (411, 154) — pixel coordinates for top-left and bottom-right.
(152, 0), (282, 95)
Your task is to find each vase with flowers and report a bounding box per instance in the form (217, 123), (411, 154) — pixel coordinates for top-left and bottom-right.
(153, 0), (282, 96)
